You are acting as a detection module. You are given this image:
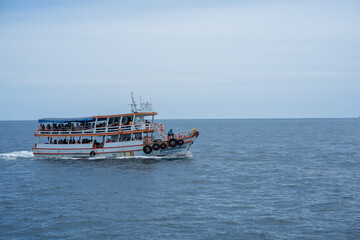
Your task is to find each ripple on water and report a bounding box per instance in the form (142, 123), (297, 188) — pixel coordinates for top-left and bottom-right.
(1, 119), (360, 239)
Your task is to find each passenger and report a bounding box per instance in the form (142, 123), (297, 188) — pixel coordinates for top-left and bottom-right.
(168, 129), (174, 139)
(54, 139), (57, 144)
(106, 138), (111, 143)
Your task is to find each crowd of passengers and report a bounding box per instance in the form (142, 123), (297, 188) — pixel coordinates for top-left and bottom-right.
(39, 119), (152, 132)
(39, 122), (123, 131)
(47, 135), (142, 144)
(39, 122), (94, 131)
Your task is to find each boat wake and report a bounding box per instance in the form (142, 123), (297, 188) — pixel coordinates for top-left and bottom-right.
(0, 151), (192, 161)
(0, 151), (34, 160)
(115, 152), (193, 160)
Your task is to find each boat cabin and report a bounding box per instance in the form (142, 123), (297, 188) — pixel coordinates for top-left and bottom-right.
(35, 112), (164, 146)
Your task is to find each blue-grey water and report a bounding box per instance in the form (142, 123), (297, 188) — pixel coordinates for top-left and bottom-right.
(0, 119), (359, 239)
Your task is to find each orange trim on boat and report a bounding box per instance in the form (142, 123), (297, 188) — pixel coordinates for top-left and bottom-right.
(33, 139), (193, 152)
(34, 129), (154, 137)
(33, 144), (144, 150)
(33, 149), (143, 155)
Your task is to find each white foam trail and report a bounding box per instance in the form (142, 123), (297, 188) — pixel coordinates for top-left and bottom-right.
(0, 151), (192, 160)
(186, 151), (193, 158)
(115, 155), (165, 160)
(0, 151), (34, 160)
(114, 151), (193, 159)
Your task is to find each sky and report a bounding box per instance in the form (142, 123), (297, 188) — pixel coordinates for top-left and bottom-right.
(0, 0), (359, 120)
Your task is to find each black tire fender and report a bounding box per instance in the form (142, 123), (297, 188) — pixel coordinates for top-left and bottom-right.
(168, 139), (178, 147)
(153, 143), (160, 151)
(90, 151), (96, 157)
(160, 143), (167, 149)
(178, 139), (184, 146)
(143, 145), (152, 154)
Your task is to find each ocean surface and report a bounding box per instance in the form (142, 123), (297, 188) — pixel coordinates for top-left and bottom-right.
(0, 119), (359, 239)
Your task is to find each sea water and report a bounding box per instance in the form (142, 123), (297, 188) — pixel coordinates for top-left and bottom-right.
(0, 119), (359, 239)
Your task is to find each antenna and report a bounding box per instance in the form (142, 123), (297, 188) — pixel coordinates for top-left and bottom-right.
(129, 92), (152, 112)
(130, 91), (138, 113)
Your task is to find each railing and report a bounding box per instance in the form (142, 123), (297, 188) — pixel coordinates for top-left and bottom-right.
(146, 123), (194, 141)
(174, 129), (193, 139)
(36, 122), (196, 141)
(151, 123), (168, 140)
(36, 123), (155, 135)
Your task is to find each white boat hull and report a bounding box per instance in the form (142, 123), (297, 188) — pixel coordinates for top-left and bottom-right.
(33, 137), (196, 158)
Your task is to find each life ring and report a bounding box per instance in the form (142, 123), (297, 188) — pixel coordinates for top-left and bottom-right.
(160, 143), (167, 149)
(152, 143), (160, 151)
(90, 151), (96, 157)
(143, 145), (152, 154)
(178, 139), (184, 146)
(168, 139), (178, 147)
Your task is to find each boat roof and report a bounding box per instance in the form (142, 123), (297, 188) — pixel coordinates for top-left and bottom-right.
(38, 117), (97, 123)
(93, 112), (157, 119)
(38, 112), (158, 123)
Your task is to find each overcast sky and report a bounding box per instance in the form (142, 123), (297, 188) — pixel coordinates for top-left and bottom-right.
(0, 0), (359, 120)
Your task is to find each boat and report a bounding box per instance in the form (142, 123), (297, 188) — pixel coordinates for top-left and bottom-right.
(32, 93), (199, 158)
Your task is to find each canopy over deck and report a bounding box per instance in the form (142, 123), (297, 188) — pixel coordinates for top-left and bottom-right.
(93, 112), (158, 119)
(38, 117), (96, 123)
(38, 112), (157, 123)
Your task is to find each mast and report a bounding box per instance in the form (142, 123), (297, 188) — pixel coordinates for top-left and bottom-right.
(130, 92), (152, 112)
(130, 91), (139, 113)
